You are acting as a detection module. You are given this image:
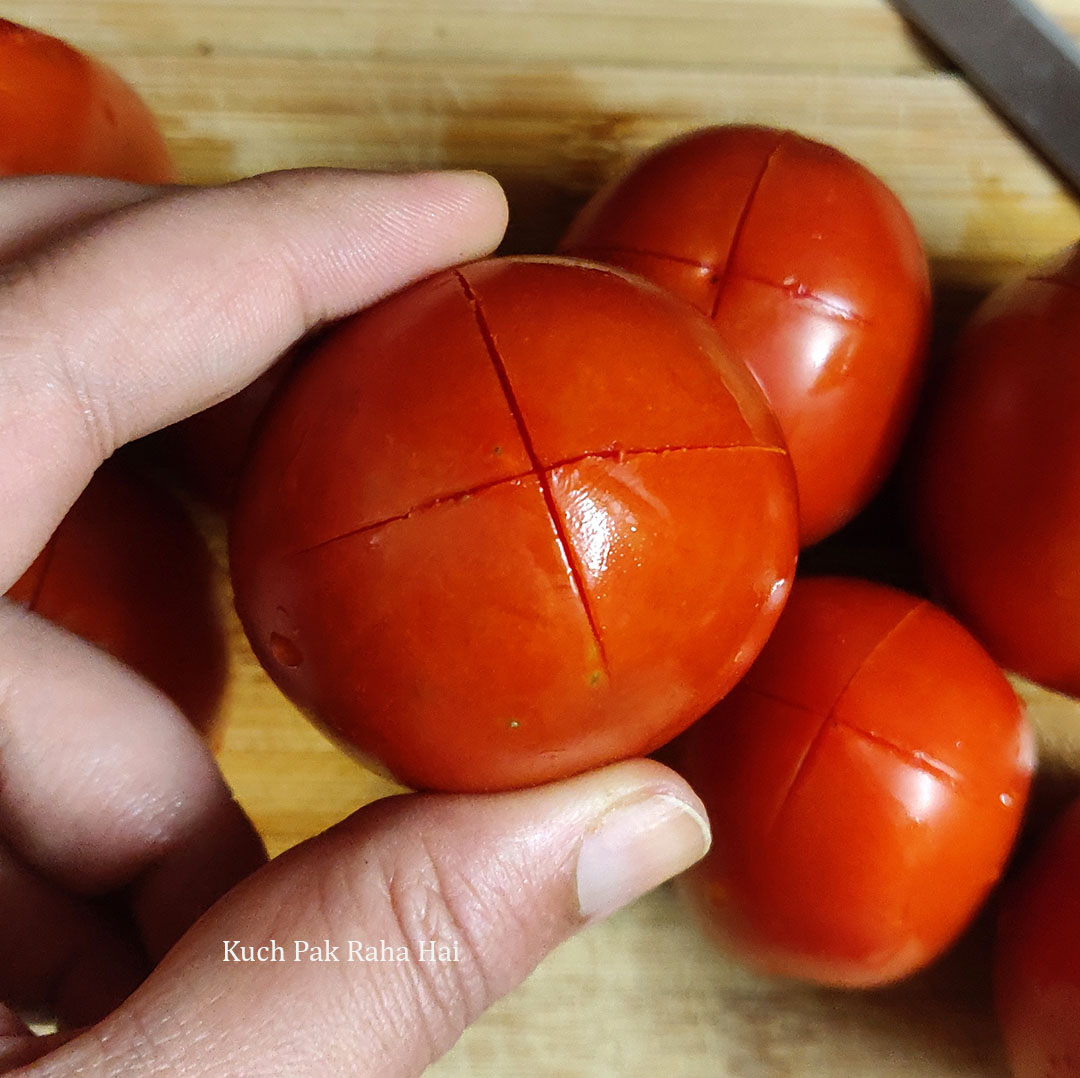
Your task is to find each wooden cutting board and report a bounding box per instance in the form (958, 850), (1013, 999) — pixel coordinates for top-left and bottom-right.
(8, 1), (1080, 1074)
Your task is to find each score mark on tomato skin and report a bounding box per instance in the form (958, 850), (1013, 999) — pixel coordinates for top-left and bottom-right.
(455, 268), (612, 682)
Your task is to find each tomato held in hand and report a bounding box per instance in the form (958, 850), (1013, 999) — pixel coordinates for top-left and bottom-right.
(7, 464), (227, 741)
(996, 798), (1080, 1078)
(0, 17), (174, 183)
(559, 125), (931, 547)
(915, 244), (1080, 699)
(677, 576), (1033, 987)
(231, 256), (799, 793)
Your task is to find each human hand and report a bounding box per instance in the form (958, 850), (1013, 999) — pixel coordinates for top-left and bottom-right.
(0, 169), (710, 1077)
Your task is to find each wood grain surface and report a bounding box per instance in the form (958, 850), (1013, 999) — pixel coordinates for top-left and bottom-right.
(8, 1), (1080, 1074)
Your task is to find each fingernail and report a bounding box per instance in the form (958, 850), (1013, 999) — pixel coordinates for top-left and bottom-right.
(576, 793), (711, 921)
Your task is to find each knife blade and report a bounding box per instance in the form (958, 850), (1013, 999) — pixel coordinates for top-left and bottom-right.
(890, 0), (1080, 196)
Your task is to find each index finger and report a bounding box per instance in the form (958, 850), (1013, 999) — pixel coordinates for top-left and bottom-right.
(0, 167), (508, 584)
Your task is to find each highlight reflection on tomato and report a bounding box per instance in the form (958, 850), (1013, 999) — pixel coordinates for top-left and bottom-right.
(677, 576), (1033, 987)
(0, 18), (174, 183)
(7, 464), (227, 741)
(560, 125), (931, 547)
(995, 798), (1080, 1078)
(231, 256), (799, 793)
(916, 244), (1080, 699)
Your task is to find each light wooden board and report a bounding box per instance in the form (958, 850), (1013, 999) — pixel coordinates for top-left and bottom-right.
(9, 1), (1080, 1074)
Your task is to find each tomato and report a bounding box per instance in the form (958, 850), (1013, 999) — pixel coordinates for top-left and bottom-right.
(559, 125), (931, 548)
(7, 463), (227, 742)
(230, 255), (799, 792)
(0, 17), (174, 183)
(676, 575), (1033, 987)
(995, 798), (1080, 1077)
(915, 244), (1080, 699)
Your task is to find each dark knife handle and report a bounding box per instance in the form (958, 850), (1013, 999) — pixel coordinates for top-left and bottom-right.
(892, 0), (1080, 197)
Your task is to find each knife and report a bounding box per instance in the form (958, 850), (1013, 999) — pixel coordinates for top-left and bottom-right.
(890, 0), (1080, 196)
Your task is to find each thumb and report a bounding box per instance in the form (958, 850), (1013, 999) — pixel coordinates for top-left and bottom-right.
(38, 760), (709, 1078)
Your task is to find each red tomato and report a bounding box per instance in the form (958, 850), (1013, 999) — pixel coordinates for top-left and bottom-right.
(7, 464), (227, 742)
(996, 798), (1080, 1077)
(559, 125), (931, 547)
(915, 244), (1080, 699)
(677, 575), (1033, 987)
(0, 18), (174, 183)
(231, 256), (799, 792)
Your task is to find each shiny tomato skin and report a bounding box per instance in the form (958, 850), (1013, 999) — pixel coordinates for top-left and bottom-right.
(7, 464), (227, 741)
(677, 576), (1033, 987)
(231, 255), (799, 793)
(0, 18), (174, 183)
(559, 125), (931, 547)
(916, 245), (1080, 699)
(995, 799), (1080, 1077)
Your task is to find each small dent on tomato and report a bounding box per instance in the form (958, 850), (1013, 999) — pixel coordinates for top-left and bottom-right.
(269, 631), (303, 668)
(492, 445), (503, 456)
